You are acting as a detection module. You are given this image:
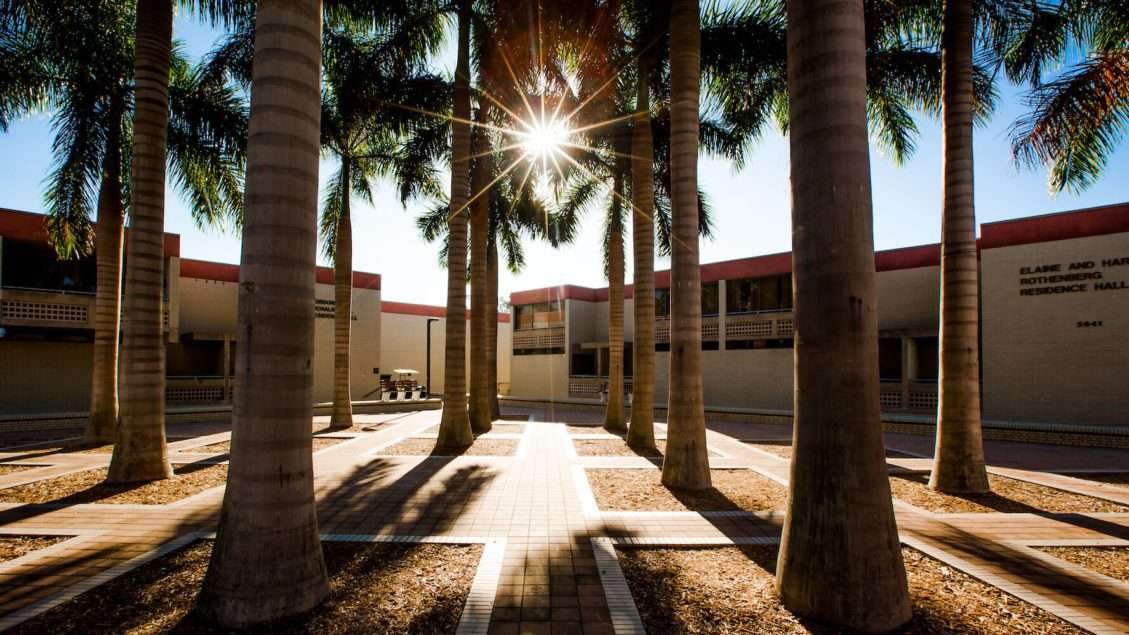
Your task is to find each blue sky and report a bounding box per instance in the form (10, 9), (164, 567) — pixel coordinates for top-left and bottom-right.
(1, 11), (1126, 307)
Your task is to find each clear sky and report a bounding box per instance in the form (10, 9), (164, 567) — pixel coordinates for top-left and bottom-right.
(2, 11), (1126, 308)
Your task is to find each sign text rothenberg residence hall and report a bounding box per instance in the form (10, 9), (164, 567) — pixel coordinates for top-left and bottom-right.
(1018, 256), (1129, 297)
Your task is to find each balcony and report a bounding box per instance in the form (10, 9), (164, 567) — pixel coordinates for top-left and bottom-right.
(166, 376), (230, 404)
(655, 315), (720, 344)
(513, 325), (565, 354)
(725, 311), (793, 341)
(0, 287), (95, 330)
(879, 380), (938, 412)
(568, 375), (633, 400)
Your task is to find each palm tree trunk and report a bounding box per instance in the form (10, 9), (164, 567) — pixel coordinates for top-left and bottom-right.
(436, 0), (474, 449)
(604, 174), (627, 433)
(930, 0), (988, 494)
(661, 0), (710, 490)
(108, 0), (174, 483)
(486, 233), (501, 419)
(627, 55), (657, 452)
(468, 107), (493, 434)
(85, 100), (125, 445)
(199, 0), (329, 625)
(330, 161), (354, 429)
(776, 0), (912, 628)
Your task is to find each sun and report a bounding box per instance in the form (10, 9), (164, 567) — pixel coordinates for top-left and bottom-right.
(520, 116), (570, 164)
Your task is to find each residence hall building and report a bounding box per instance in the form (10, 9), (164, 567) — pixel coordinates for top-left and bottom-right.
(0, 208), (511, 415)
(508, 203), (1129, 432)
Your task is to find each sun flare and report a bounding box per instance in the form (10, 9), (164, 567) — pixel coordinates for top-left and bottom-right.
(520, 117), (570, 164)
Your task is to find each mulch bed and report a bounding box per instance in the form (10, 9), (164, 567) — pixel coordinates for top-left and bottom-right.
(12, 540), (482, 634)
(377, 438), (519, 457)
(889, 473), (1129, 514)
(1060, 472), (1129, 489)
(188, 437), (345, 455)
(0, 463), (228, 505)
(1039, 547), (1129, 583)
(618, 545), (1085, 634)
(743, 440), (917, 460)
(314, 424), (377, 434)
(0, 464), (38, 475)
(0, 535), (70, 563)
(573, 439), (719, 458)
(586, 468), (787, 512)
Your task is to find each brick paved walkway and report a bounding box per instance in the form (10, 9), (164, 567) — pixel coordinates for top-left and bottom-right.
(0, 407), (1125, 633)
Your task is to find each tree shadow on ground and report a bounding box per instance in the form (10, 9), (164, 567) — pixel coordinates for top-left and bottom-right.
(891, 472), (1127, 518)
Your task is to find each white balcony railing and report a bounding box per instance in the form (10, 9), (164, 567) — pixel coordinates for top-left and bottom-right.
(513, 325), (565, 351)
(725, 311), (793, 341)
(0, 287), (95, 329)
(655, 315), (720, 344)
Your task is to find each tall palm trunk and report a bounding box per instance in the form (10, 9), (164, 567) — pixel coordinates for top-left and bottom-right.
(468, 109), (493, 434)
(930, 0), (988, 494)
(330, 160), (354, 429)
(627, 55), (657, 451)
(776, 0), (911, 628)
(85, 97), (125, 445)
(486, 233), (501, 419)
(436, 0), (474, 449)
(109, 0), (174, 483)
(199, 0), (329, 625)
(604, 172), (627, 433)
(661, 0), (710, 490)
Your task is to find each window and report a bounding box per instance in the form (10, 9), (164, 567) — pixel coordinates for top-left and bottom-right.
(514, 300), (563, 330)
(701, 281), (719, 316)
(1, 239), (97, 293)
(571, 346), (597, 376)
(879, 338), (902, 382)
(914, 337), (939, 382)
(725, 274), (792, 314)
(654, 288), (671, 318)
(726, 338), (793, 350)
(655, 283), (718, 317)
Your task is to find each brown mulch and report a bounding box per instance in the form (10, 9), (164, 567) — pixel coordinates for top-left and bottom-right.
(377, 437), (519, 457)
(12, 540), (482, 635)
(573, 439), (719, 458)
(0, 463), (228, 505)
(889, 473), (1129, 514)
(314, 424), (376, 434)
(189, 437), (345, 455)
(743, 440), (916, 460)
(619, 545), (1085, 634)
(1039, 547), (1129, 583)
(0, 535), (70, 563)
(586, 468), (787, 512)
(1061, 472), (1129, 489)
(0, 464), (38, 475)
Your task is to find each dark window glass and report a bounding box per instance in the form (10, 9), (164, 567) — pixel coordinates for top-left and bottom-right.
(1, 239), (97, 293)
(701, 282), (719, 316)
(514, 300), (564, 330)
(725, 274), (792, 313)
(879, 338), (902, 382)
(914, 337), (939, 381)
(654, 288), (671, 318)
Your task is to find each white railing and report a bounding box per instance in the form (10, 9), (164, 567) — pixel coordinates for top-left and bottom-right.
(0, 287), (95, 328)
(513, 325), (565, 351)
(568, 376), (633, 400)
(725, 311), (793, 341)
(655, 315), (719, 344)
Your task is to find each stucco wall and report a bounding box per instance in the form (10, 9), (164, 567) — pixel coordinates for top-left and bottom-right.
(511, 353), (569, 401)
(313, 285), (381, 403)
(0, 340), (92, 413)
(982, 232), (1129, 427)
(876, 266), (940, 331)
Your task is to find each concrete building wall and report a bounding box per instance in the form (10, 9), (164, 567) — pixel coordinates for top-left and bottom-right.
(178, 278), (238, 335)
(379, 310), (512, 397)
(982, 232), (1129, 427)
(876, 266), (940, 331)
(312, 285), (381, 404)
(0, 340), (92, 414)
(512, 353), (569, 401)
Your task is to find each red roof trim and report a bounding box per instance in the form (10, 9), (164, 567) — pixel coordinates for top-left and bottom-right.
(180, 258), (381, 290)
(0, 208), (180, 257)
(981, 202), (1129, 249)
(382, 300), (511, 323)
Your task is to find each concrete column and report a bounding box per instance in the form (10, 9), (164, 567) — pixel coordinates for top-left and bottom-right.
(223, 335), (232, 403)
(718, 279), (727, 351)
(166, 256), (180, 342)
(900, 336), (912, 409)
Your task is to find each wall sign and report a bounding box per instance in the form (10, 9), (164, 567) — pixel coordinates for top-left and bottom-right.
(1018, 257), (1129, 296)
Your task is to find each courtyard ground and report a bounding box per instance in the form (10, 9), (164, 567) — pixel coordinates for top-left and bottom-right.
(0, 407), (1125, 633)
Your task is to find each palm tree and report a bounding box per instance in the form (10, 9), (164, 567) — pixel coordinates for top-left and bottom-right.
(436, 0), (475, 449)
(775, 0), (912, 628)
(930, 0), (990, 494)
(110, 0), (176, 483)
(1, 1), (246, 449)
(1009, 0), (1128, 192)
(316, 26), (446, 430)
(468, 104), (495, 434)
(660, 0), (710, 490)
(198, 0), (329, 625)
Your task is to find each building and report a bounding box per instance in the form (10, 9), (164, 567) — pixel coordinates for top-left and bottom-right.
(0, 208), (511, 414)
(507, 203), (1129, 431)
